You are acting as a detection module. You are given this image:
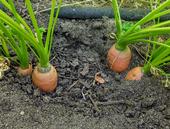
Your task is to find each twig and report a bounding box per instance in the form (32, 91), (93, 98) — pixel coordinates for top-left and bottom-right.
(67, 80), (79, 91)
(132, 45), (146, 60)
(59, 75), (78, 80)
(50, 55), (57, 62)
(81, 86), (87, 100)
(88, 94), (100, 112)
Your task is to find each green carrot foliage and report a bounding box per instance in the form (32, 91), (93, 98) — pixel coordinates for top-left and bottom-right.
(0, 0), (62, 68)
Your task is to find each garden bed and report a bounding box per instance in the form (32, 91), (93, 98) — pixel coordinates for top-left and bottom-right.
(0, 13), (170, 128)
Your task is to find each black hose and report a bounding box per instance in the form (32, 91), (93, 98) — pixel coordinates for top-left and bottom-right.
(55, 6), (170, 21)
(1, 4), (170, 21)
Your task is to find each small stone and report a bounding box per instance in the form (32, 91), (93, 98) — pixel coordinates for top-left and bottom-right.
(87, 57), (95, 62)
(165, 126), (170, 129)
(80, 63), (89, 76)
(20, 111), (25, 115)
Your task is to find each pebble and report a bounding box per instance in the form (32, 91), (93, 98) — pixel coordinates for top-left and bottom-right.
(165, 126), (170, 129)
(80, 63), (89, 76)
(20, 111), (25, 115)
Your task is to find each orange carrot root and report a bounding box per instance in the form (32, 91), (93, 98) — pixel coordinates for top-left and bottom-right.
(32, 65), (58, 92)
(125, 67), (144, 80)
(18, 64), (32, 76)
(107, 44), (132, 73)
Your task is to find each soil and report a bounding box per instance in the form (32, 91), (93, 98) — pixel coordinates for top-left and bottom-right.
(0, 2), (170, 129)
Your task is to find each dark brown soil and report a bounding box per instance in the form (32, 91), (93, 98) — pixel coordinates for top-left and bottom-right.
(0, 1), (170, 128)
(0, 16), (170, 129)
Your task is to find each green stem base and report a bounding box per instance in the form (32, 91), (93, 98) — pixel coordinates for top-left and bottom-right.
(38, 63), (51, 73)
(142, 64), (151, 74)
(115, 43), (127, 51)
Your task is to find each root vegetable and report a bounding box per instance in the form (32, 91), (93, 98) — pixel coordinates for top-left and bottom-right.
(32, 65), (58, 92)
(125, 67), (144, 80)
(18, 64), (32, 76)
(107, 44), (132, 73)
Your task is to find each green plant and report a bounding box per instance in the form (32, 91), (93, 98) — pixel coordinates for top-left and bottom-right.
(143, 40), (170, 75)
(107, 0), (170, 73)
(0, 0), (62, 92)
(125, 0), (170, 83)
(125, 39), (170, 83)
(122, 21), (140, 33)
(0, 23), (31, 75)
(144, 0), (166, 75)
(0, 0), (62, 67)
(0, 35), (10, 57)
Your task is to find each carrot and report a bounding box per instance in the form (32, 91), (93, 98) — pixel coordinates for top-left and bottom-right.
(125, 67), (144, 80)
(18, 64), (32, 76)
(107, 44), (132, 73)
(32, 65), (58, 92)
(106, 0), (170, 74)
